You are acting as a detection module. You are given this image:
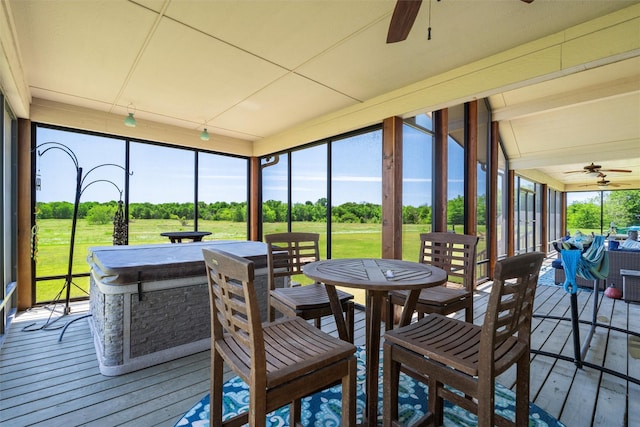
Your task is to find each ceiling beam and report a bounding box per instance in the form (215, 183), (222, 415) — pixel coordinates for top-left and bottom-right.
(509, 137), (640, 170)
(492, 72), (640, 122)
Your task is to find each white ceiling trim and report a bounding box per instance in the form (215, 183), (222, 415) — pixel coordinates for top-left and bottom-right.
(0, 0), (30, 117)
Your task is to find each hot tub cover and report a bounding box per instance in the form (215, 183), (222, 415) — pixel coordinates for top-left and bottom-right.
(87, 240), (268, 286)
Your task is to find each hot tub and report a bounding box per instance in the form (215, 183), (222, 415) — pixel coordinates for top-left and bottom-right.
(87, 240), (272, 376)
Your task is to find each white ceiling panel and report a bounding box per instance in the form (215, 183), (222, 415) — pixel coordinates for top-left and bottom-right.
(11, 0), (157, 108)
(123, 16), (290, 125)
(162, 0), (395, 70)
(212, 72), (359, 138)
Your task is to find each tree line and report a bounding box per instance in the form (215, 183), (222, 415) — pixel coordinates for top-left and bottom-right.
(567, 190), (640, 230)
(35, 189), (639, 237)
(36, 201), (248, 224)
(36, 198), (474, 225)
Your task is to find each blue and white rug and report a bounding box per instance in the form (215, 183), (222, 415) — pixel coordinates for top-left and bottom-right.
(175, 347), (564, 427)
(538, 267), (557, 287)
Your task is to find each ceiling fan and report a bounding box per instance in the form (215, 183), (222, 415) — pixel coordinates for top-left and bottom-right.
(386, 0), (534, 43)
(580, 173), (630, 188)
(564, 162), (632, 175)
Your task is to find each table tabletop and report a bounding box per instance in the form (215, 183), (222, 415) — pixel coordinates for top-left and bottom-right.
(303, 258), (446, 290)
(303, 257), (447, 426)
(160, 231), (211, 243)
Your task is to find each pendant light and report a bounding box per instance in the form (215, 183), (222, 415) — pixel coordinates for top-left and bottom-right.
(200, 123), (210, 141)
(124, 103), (137, 127)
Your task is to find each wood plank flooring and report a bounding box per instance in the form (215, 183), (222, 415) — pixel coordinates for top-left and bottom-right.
(1, 269), (639, 427)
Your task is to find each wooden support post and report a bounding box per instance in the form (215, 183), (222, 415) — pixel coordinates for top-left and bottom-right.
(561, 192), (567, 238)
(382, 117), (403, 260)
(464, 101), (477, 236)
(541, 183), (548, 253)
(17, 119), (33, 310)
(507, 170), (515, 257)
(249, 157), (260, 241)
(489, 121), (499, 278)
(433, 109), (448, 232)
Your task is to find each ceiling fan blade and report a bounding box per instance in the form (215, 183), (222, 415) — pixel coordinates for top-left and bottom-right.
(387, 0), (530, 44)
(601, 168), (632, 173)
(387, 0), (423, 43)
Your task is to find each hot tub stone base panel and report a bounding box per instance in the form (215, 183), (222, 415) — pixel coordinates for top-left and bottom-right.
(89, 270), (272, 376)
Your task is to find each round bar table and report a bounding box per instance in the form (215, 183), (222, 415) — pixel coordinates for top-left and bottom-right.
(160, 231), (211, 243)
(303, 258), (447, 426)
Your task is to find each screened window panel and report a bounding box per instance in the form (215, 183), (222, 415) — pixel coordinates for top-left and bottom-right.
(261, 153), (289, 236)
(402, 122), (433, 262)
(291, 145), (327, 256)
(197, 152), (248, 240)
(330, 130), (382, 260)
(34, 127), (125, 302)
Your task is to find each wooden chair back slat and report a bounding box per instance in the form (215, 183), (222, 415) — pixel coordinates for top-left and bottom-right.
(266, 232), (320, 283)
(419, 232), (479, 291)
(479, 252), (544, 370)
(387, 232), (480, 327)
(203, 248), (265, 370)
(265, 231), (355, 343)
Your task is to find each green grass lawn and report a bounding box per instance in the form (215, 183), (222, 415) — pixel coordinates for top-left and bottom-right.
(34, 219), (478, 305)
(35, 218), (248, 302)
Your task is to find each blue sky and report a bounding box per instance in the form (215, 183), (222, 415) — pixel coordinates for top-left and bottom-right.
(36, 126), (466, 207)
(36, 129), (126, 203)
(566, 191), (601, 205)
(36, 127), (247, 204)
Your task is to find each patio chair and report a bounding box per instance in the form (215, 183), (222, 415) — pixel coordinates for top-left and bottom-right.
(382, 251), (544, 427)
(266, 232), (355, 343)
(386, 232), (479, 328)
(203, 248), (357, 427)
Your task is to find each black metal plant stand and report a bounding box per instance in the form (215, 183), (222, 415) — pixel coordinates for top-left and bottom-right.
(24, 142), (127, 334)
(532, 272), (640, 385)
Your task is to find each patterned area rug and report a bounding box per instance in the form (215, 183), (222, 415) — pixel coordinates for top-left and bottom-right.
(537, 267), (557, 287)
(175, 347), (565, 427)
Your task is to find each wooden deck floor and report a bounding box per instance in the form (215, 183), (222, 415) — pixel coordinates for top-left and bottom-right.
(1, 268), (639, 426)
